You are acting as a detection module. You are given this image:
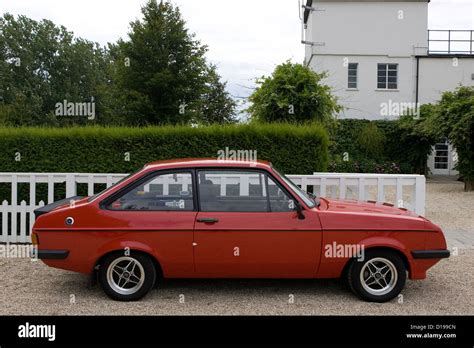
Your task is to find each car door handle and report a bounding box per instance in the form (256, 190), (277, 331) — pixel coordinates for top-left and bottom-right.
(197, 218), (219, 224)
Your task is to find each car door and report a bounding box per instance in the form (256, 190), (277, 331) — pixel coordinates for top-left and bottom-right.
(100, 170), (197, 277)
(193, 169), (322, 278)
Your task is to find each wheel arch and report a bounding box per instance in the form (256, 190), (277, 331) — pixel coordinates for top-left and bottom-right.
(93, 249), (164, 279)
(340, 246), (411, 279)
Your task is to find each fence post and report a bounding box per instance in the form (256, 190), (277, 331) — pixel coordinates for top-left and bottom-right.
(66, 174), (77, 197)
(1, 200), (8, 242)
(19, 200), (27, 243)
(377, 178), (385, 203)
(87, 175), (94, 196)
(396, 178), (403, 208)
(339, 177), (346, 200)
(415, 175), (426, 216)
(10, 174), (18, 243)
(358, 177), (365, 201)
(106, 175), (113, 188)
(47, 175), (54, 204)
(320, 177), (327, 198)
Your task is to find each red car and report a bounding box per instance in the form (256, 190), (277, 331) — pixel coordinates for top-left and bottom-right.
(32, 159), (449, 302)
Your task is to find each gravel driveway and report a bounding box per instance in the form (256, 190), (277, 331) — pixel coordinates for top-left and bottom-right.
(0, 180), (472, 315)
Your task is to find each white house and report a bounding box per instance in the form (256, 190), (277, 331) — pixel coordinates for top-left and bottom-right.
(301, 0), (474, 175)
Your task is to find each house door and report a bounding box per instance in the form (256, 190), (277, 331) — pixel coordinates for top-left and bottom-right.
(428, 140), (458, 176)
(432, 142), (450, 175)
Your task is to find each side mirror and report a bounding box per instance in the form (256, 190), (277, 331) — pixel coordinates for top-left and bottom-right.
(294, 201), (306, 220)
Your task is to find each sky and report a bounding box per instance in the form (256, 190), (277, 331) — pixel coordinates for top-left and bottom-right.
(1, 0), (473, 105)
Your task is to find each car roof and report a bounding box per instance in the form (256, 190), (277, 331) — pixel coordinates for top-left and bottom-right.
(145, 158), (272, 170)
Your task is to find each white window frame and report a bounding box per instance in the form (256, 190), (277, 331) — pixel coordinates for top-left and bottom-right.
(347, 63), (358, 89)
(377, 63), (398, 90)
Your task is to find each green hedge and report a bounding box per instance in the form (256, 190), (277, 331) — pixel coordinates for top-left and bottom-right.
(329, 119), (433, 174)
(0, 124), (329, 175)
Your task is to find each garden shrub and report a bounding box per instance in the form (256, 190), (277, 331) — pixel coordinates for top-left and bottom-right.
(0, 124), (329, 202)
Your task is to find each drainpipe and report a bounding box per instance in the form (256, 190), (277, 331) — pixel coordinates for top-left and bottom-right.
(415, 56), (420, 106)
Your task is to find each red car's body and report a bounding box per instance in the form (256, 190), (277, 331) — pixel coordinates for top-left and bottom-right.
(33, 159), (449, 302)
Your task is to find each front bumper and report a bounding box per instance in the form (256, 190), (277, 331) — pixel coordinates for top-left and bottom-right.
(37, 250), (70, 260)
(411, 249), (450, 259)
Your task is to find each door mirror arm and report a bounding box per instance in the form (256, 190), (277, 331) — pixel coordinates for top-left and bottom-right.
(295, 202), (306, 220)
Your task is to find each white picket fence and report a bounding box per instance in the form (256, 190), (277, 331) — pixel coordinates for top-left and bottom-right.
(0, 172), (426, 244)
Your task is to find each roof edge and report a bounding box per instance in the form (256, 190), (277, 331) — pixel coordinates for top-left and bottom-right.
(304, 0), (430, 24)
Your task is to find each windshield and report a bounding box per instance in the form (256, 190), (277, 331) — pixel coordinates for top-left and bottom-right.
(271, 166), (316, 208)
(87, 167), (144, 202)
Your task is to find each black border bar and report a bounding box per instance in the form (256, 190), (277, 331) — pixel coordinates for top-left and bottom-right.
(0, 316), (472, 346)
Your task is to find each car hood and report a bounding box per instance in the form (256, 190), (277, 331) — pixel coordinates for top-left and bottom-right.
(321, 198), (419, 217)
(317, 198), (433, 232)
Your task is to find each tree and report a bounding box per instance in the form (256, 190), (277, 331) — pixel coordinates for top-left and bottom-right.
(0, 1), (236, 126)
(0, 13), (110, 126)
(248, 61), (341, 124)
(111, 0), (236, 125)
(396, 105), (437, 174)
(194, 65), (237, 125)
(423, 86), (474, 191)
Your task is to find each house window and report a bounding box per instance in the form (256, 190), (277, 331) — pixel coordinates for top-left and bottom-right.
(377, 63), (398, 89)
(348, 63), (358, 89)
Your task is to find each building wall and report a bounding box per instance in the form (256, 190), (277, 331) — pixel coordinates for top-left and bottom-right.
(305, 1), (428, 60)
(418, 57), (474, 105)
(304, 0), (472, 175)
(308, 55), (416, 119)
(304, 1), (429, 120)
(419, 58), (474, 176)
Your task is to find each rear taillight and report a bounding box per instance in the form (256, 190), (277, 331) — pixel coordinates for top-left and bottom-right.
(31, 232), (39, 246)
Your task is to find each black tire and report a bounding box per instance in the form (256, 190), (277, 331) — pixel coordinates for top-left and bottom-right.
(347, 250), (406, 303)
(99, 251), (156, 301)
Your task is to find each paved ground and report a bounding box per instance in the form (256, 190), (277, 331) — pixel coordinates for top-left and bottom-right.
(425, 178), (474, 249)
(0, 180), (472, 315)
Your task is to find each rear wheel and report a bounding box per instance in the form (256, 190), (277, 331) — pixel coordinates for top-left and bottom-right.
(347, 250), (406, 302)
(99, 252), (156, 301)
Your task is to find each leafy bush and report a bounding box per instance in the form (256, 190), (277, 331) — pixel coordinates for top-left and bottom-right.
(422, 86), (474, 190)
(0, 124), (328, 175)
(248, 61), (341, 125)
(329, 159), (401, 174)
(329, 118), (434, 174)
(0, 124), (329, 203)
(356, 123), (385, 158)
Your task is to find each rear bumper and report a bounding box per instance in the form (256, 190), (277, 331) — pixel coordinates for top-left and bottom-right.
(411, 249), (450, 259)
(37, 250), (70, 260)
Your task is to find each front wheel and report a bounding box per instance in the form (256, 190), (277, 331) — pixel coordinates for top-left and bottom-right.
(99, 252), (156, 301)
(347, 250), (406, 303)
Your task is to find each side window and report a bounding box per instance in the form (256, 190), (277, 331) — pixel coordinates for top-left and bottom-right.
(348, 63), (358, 89)
(377, 63), (398, 89)
(198, 171), (267, 212)
(198, 170), (295, 213)
(108, 172), (193, 211)
(267, 176), (295, 212)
